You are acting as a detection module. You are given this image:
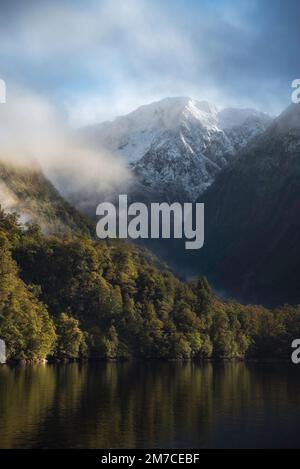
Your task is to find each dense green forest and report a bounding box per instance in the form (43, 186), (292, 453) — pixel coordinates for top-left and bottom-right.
(0, 207), (300, 361)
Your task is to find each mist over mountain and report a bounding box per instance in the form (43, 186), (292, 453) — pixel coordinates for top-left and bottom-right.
(80, 97), (271, 203)
(0, 160), (92, 236)
(2, 89), (299, 309)
(0, 88), (132, 222)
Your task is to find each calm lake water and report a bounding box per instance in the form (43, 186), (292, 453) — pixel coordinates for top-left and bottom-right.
(0, 361), (300, 449)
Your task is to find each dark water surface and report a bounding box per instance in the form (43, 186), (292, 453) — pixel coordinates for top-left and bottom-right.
(0, 361), (300, 449)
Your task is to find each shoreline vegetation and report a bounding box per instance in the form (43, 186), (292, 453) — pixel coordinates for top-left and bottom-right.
(1, 207), (300, 363)
(1, 357), (295, 367)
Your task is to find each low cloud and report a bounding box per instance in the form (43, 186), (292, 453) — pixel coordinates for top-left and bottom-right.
(0, 87), (132, 201)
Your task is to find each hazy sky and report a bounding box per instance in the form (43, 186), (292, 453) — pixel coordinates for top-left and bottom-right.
(0, 0), (299, 125)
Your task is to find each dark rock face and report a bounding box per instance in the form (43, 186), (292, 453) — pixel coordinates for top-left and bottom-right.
(192, 104), (300, 306)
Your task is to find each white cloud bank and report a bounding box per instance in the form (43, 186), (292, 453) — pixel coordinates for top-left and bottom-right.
(0, 87), (132, 197)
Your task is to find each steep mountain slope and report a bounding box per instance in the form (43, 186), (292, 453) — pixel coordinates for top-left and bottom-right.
(81, 97), (271, 201)
(192, 103), (300, 305)
(0, 160), (93, 236)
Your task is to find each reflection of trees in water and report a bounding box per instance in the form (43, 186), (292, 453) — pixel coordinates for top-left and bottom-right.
(1, 362), (300, 448)
(0, 364), (56, 448)
(0, 364), (87, 448)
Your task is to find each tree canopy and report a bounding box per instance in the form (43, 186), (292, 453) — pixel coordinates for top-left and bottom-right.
(0, 208), (299, 361)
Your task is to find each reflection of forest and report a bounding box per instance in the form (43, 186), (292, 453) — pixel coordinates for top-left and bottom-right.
(0, 365), (56, 448)
(0, 362), (299, 448)
(0, 364), (87, 448)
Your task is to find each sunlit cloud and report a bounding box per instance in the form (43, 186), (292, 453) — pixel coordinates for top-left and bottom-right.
(0, 0), (299, 125)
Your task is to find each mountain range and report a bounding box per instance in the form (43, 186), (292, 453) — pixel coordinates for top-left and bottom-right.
(81, 97), (300, 305)
(2, 97), (300, 306)
(81, 97), (271, 202)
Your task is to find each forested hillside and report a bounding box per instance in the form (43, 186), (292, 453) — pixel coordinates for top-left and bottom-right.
(0, 161), (93, 236)
(0, 208), (300, 362)
(190, 103), (300, 305)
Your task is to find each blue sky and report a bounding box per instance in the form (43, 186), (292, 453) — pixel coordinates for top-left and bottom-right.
(0, 0), (299, 125)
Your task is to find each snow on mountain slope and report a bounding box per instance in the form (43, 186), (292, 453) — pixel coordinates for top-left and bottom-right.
(81, 97), (272, 200)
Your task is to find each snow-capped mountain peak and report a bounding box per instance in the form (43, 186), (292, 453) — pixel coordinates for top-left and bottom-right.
(82, 97), (220, 162)
(217, 107), (270, 130)
(81, 97), (272, 200)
